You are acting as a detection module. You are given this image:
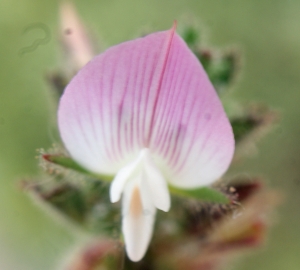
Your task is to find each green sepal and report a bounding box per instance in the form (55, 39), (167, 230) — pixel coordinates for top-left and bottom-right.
(231, 117), (259, 142)
(199, 51), (239, 95)
(181, 25), (200, 49)
(24, 178), (120, 235)
(43, 155), (230, 204)
(169, 185), (230, 204)
(42, 154), (114, 182)
(230, 106), (276, 144)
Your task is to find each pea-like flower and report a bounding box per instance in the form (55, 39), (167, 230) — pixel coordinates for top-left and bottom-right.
(58, 23), (234, 262)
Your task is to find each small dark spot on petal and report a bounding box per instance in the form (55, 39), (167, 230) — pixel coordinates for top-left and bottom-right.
(64, 28), (72, 35)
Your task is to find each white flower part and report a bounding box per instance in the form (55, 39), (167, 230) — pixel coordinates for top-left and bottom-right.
(109, 153), (145, 203)
(110, 148), (170, 261)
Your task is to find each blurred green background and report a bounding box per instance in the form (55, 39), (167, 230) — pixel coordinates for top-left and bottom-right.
(0, 0), (300, 269)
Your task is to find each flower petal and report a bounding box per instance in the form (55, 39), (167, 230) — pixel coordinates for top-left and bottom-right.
(58, 26), (176, 174)
(110, 148), (170, 210)
(142, 149), (170, 212)
(58, 24), (234, 187)
(110, 154), (142, 203)
(146, 30), (235, 188)
(122, 182), (156, 262)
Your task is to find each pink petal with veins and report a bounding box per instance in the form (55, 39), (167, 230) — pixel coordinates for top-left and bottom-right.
(58, 24), (234, 188)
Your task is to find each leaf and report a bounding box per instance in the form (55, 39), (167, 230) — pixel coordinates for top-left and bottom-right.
(205, 51), (239, 95)
(42, 155), (230, 204)
(231, 118), (259, 142)
(169, 186), (230, 204)
(181, 26), (200, 48)
(23, 178), (120, 234)
(42, 154), (114, 181)
(230, 106), (277, 144)
(43, 184), (87, 223)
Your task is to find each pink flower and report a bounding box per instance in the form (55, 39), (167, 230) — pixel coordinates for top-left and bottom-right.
(58, 23), (234, 262)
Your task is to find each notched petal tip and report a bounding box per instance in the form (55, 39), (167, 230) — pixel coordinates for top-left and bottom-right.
(172, 20), (178, 31)
(110, 167), (133, 203)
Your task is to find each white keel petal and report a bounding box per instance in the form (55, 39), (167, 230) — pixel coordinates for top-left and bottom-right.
(143, 150), (170, 212)
(122, 184), (156, 262)
(110, 155), (143, 203)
